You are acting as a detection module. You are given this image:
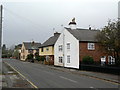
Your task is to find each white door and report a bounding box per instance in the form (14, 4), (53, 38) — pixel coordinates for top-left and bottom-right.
(101, 56), (106, 65)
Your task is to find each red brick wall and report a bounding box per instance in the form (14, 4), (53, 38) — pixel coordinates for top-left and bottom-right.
(79, 42), (108, 63)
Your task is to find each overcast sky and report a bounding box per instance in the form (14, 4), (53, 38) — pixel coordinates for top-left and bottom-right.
(1, 0), (120, 48)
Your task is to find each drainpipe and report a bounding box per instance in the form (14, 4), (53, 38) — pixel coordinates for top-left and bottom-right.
(63, 32), (65, 67)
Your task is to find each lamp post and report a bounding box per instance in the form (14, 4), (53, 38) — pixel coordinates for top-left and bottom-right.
(0, 5), (3, 60)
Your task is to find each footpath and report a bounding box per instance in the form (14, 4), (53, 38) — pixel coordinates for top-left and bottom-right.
(2, 62), (34, 88)
(46, 65), (120, 85)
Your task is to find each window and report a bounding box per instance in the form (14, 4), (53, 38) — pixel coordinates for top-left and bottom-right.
(28, 50), (33, 53)
(88, 43), (95, 50)
(101, 56), (106, 66)
(23, 55), (25, 59)
(108, 56), (115, 65)
(41, 48), (44, 52)
(67, 43), (70, 50)
(59, 57), (63, 63)
(46, 56), (50, 61)
(67, 55), (70, 63)
(46, 47), (49, 51)
(58, 45), (62, 51)
(22, 49), (25, 53)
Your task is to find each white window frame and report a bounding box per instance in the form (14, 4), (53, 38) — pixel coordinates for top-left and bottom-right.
(58, 45), (63, 51)
(108, 56), (115, 65)
(67, 55), (70, 63)
(59, 56), (63, 63)
(67, 43), (70, 50)
(88, 43), (95, 50)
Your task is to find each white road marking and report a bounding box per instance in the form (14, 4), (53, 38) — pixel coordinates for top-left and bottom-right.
(4, 62), (38, 88)
(59, 76), (77, 83)
(89, 87), (99, 90)
(90, 86), (94, 88)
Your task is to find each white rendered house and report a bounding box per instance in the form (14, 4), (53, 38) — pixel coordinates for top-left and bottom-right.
(54, 19), (80, 69)
(54, 18), (101, 69)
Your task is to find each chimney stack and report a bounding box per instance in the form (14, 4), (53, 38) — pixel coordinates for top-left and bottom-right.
(69, 18), (77, 29)
(89, 25), (91, 30)
(54, 32), (60, 36)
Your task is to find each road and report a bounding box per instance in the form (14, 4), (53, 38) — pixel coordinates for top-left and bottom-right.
(2, 59), (119, 88)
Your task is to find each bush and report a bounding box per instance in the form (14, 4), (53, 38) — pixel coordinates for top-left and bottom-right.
(35, 52), (40, 61)
(35, 55), (40, 61)
(82, 56), (94, 64)
(27, 54), (33, 60)
(40, 56), (45, 61)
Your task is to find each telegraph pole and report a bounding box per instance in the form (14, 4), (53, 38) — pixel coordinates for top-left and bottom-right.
(118, 1), (120, 21)
(0, 5), (3, 60)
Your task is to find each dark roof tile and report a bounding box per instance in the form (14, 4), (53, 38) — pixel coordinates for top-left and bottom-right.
(66, 28), (99, 42)
(23, 42), (41, 50)
(40, 33), (60, 47)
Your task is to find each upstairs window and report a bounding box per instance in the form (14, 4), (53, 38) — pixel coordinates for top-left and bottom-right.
(41, 48), (44, 52)
(88, 43), (95, 50)
(58, 45), (63, 51)
(28, 50), (33, 53)
(67, 43), (70, 50)
(22, 49), (25, 53)
(46, 47), (49, 51)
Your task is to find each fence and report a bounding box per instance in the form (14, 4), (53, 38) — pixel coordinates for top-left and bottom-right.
(79, 64), (120, 75)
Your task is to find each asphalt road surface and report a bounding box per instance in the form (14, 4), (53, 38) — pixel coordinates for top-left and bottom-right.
(2, 59), (119, 88)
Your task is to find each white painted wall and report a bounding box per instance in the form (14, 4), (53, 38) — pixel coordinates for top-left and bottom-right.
(54, 28), (79, 69)
(54, 30), (64, 67)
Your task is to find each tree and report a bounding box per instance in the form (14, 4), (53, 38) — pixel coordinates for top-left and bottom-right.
(96, 20), (120, 66)
(40, 56), (45, 61)
(13, 50), (19, 59)
(2, 44), (7, 55)
(2, 44), (15, 58)
(35, 52), (40, 61)
(27, 54), (34, 60)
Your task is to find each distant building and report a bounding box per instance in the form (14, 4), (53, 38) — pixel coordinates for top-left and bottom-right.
(13, 44), (22, 59)
(39, 32), (60, 65)
(20, 41), (41, 61)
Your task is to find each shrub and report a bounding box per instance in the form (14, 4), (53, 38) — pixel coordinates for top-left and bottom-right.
(40, 56), (45, 61)
(35, 56), (40, 61)
(82, 56), (94, 64)
(27, 54), (33, 60)
(35, 52), (40, 61)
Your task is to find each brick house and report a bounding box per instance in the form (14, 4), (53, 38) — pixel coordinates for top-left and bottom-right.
(54, 19), (115, 69)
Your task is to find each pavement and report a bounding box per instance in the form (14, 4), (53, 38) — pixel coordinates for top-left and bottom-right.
(46, 65), (120, 84)
(2, 59), (119, 88)
(2, 61), (34, 88)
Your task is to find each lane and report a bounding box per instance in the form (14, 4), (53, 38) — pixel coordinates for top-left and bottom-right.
(3, 59), (119, 88)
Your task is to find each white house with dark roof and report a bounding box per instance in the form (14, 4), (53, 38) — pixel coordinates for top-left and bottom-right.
(54, 18), (112, 69)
